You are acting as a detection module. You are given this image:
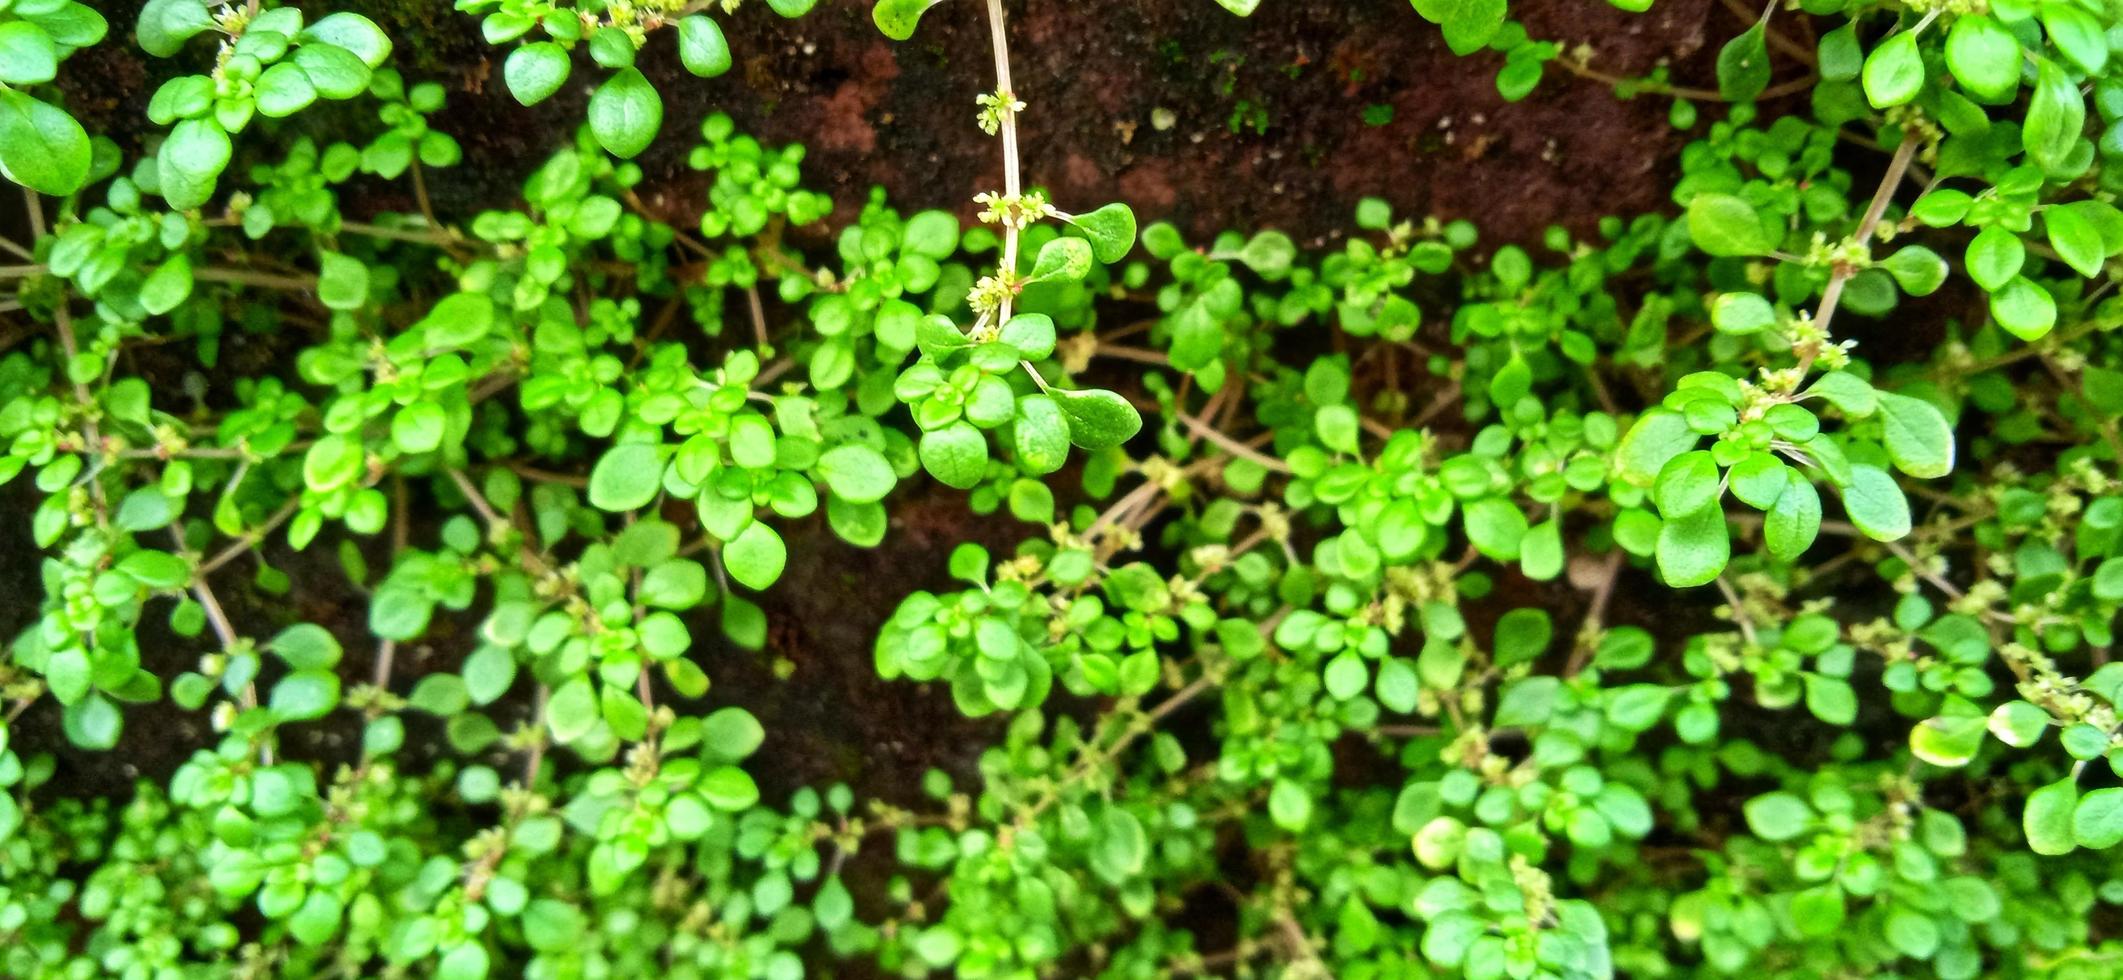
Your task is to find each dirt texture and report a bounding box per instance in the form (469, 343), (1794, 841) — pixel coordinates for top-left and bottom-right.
(24, 0), (1761, 796)
(74, 0), (1732, 248)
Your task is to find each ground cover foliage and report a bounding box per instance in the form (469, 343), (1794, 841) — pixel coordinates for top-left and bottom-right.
(3, 0), (2123, 976)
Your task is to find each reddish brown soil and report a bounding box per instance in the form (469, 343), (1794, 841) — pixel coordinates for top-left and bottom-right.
(71, 1), (1732, 247)
(24, 1), (1772, 795)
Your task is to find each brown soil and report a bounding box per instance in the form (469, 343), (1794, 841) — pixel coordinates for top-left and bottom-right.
(26, 0), (1768, 797)
(74, 1), (1729, 248)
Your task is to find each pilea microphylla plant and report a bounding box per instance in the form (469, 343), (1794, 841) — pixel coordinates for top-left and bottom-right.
(6, 0), (2123, 976)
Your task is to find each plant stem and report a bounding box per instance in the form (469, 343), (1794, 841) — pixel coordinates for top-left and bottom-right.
(747, 284), (769, 350)
(193, 267), (319, 292)
(198, 496), (302, 575)
(1174, 409), (1292, 473)
(1799, 134), (1918, 376)
(985, 0), (1022, 321)
(173, 527), (272, 764)
(338, 221), (463, 247)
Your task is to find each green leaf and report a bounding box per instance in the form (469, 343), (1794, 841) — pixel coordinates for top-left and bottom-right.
(1656, 506), (1728, 588)
(1743, 791), (1813, 842)
(118, 549), (191, 589)
(1411, 0), (1506, 56)
(1653, 450), (1720, 517)
(1027, 237), (1092, 283)
(0, 22), (59, 85)
(140, 254), (194, 316)
(2042, 3), (2108, 75)
(873, 0), (944, 41)
(46, 647), (88, 704)
(2046, 204), (2107, 278)
(1817, 22), (1861, 81)
(1789, 886), (1846, 937)
(1881, 245), (1947, 296)
(1840, 465), (1910, 541)
(2074, 787), (2123, 849)
(1945, 14), (2019, 101)
(1494, 676), (1558, 726)
(588, 67), (663, 159)
(437, 944), (488, 980)
(1990, 276), (2056, 341)
(1493, 608), (1552, 666)
(678, 16), (732, 78)
(1805, 371), (1877, 417)
(1463, 496), (1527, 560)
(1989, 699), (2050, 748)
(1715, 26), (1769, 102)
(62, 695), (121, 750)
(588, 443), (664, 511)
(289, 44), (370, 100)
(1098, 808), (1149, 876)
(288, 890), (344, 946)
(158, 116), (231, 209)
(1268, 778), (1312, 830)
(1710, 292), (1776, 335)
(641, 559), (709, 609)
(1861, 32), (1924, 109)
(1053, 388), (1141, 450)
(817, 444), (895, 504)
(302, 433), (364, 492)
(1883, 909), (1940, 960)
(369, 588), (433, 641)
(419, 291), (495, 348)
(587, 26), (637, 69)
(1012, 394), (1070, 476)
(463, 645), (515, 704)
(1000, 314), (1056, 361)
(391, 402), (447, 455)
(1764, 478), (1821, 562)
(723, 521), (785, 591)
(1376, 657), (1418, 713)
(2026, 778), (2079, 856)
(505, 43), (572, 106)
(703, 706), (765, 759)
(1965, 226), (2024, 292)
(901, 210), (959, 259)
(255, 61), (318, 118)
(919, 420), (988, 489)
(317, 252), (370, 311)
(700, 765), (760, 810)
(300, 13), (394, 69)
(1803, 674), (1857, 725)
(114, 487), (175, 532)
(1686, 193), (1772, 256)
(1727, 452), (1788, 510)
(1877, 392), (1955, 480)
(1316, 405), (1361, 454)
(2025, 58), (2085, 172)
(137, 0), (215, 58)
(1237, 230), (1296, 279)
(1069, 203), (1137, 264)
(1323, 652), (1367, 700)
(1616, 408), (1699, 485)
(270, 670), (341, 722)
(547, 677), (599, 743)
(0, 90), (91, 196)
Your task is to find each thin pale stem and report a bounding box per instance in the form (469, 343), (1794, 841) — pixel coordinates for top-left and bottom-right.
(1799, 135), (1918, 376)
(986, 0), (1022, 320)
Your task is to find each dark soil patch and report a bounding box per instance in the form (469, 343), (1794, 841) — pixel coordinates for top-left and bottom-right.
(24, 0), (1806, 853)
(72, 1), (1729, 249)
